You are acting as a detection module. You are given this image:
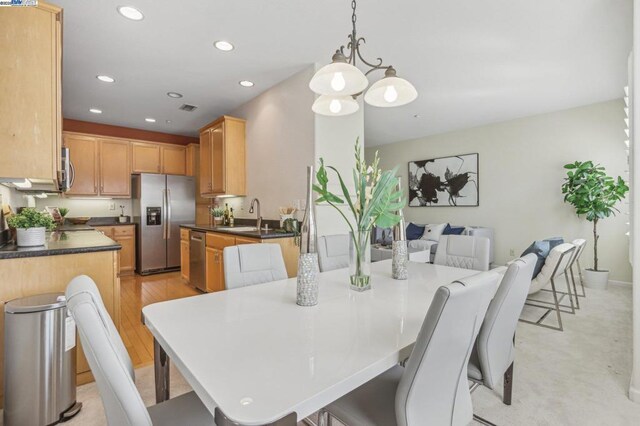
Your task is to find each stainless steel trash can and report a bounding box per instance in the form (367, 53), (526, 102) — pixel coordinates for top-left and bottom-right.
(3, 293), (82, 426)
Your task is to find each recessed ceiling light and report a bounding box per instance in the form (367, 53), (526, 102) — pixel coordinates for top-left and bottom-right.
(214, 40), (234, 51)
(167, 92), (183, 99)
(117, 6), (144, 21)
(145, 118), (156, 123)
(96, 75), (115, 83)
(165, 120), (172, 124)
(89, 108), (102, 114)
(239, 80), (254, 87)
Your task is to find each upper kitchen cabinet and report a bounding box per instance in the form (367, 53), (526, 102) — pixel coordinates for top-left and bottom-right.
(64, 133), (98, 196)
(132, 142), (187, 175)
(199, 116), (246, 197)
(99, 139), (131, 197)
(131, 142), (162, 173)
(0, 1), (62, 181)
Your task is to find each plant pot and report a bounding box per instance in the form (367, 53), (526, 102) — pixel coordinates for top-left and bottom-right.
(16, 227), (46, 247)
(583, 269), (609, 290)
(213, 217), (223, 226)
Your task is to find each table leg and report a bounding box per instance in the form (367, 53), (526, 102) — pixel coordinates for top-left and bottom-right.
(215, 408), (297, 425)
(154, 338), (170, 403)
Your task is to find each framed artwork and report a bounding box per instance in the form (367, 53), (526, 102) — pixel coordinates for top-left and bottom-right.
(408, 153), (479, 207)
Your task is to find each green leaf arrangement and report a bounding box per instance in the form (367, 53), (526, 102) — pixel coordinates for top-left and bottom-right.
(7, 208), (56, 231)
(561, 160), (629, 271)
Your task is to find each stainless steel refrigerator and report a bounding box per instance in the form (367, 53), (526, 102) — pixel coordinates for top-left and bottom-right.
(132, 173), (195, 274)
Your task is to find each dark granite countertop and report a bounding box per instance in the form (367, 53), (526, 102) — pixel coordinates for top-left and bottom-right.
(180, 224), (296, 240)
(0, 230), (120, 260)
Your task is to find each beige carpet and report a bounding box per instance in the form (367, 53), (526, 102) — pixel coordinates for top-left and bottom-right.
(2, 286), (639, 425)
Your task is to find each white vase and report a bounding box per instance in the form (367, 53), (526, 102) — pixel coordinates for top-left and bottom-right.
(583, 269), (609, 290)
(16, 227), (46, 247)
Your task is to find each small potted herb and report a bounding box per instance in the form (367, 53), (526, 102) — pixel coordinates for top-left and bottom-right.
(7, 208), (56, 247)
(58, 207), (69, 225)
(210, 207), (224, 227)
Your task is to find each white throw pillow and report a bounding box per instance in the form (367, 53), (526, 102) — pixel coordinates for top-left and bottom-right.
(421, 223), (447, 242)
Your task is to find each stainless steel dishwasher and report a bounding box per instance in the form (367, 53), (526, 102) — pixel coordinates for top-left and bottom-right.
(190, 231), (206, 292)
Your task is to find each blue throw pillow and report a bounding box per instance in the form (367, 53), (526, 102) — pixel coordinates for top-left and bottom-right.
(443, 224), (465, 235)
(544, 237), (564, 250)
(521, 240), (551, 279)
(406, 223), (425, 240)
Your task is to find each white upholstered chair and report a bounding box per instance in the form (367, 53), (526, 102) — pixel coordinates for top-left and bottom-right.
(223, 243), (287, 289)
(321, 271), (500, 426)
(317, 234), (350, 272)
(65, 275), (215, 426)
(468, 254), (537, 421)
(434, 235), (490, 271)
(523, 243), (576, 331)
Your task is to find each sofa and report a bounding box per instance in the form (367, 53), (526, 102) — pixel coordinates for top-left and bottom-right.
(406, 223), (495, 265)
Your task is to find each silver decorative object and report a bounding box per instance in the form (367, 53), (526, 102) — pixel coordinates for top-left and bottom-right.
(297, 166), (320, 306)
(392, 177), (408, 280)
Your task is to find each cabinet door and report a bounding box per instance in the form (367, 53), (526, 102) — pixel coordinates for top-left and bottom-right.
(116, 235), (135, 274)
(210, 123), (225, 193)
(99, 139), (131, 197)
(64, 134), (99, 196)
(199, 130), (212, 195)
(0, 3), (61, 181)
(94, 226), (114, 239)
(161, 145), (187, 175)
(205, 247), (225, 292)
(131, 142), (161, 173)
(181, 240), (190, 282)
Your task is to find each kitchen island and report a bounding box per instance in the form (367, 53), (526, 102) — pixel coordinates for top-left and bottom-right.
(0, 230), (121, 406)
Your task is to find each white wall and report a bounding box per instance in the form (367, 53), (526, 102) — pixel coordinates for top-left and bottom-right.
(367, 100), (631, 282)
(35, 197), (132, 218)
(224, 66), (316, 221)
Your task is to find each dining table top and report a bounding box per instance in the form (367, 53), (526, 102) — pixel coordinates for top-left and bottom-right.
(142, 259), (479, 425)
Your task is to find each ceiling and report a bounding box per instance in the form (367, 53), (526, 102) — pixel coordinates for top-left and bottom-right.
(55, 0), (632, 146)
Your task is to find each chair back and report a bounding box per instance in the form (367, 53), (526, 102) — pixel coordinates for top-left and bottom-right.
(318, 234), (350, 272)
(434, 235), (490, 271)
(66, 276), (151, 426)
(529, 243), (575, 294)
(223, 243), (287, 289)
(476, 254), (536, 389)
(395, 270), (499, 426)
(570, 238), (587, 265)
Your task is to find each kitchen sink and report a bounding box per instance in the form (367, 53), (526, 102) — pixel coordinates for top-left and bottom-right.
(216, 226), (258, 232)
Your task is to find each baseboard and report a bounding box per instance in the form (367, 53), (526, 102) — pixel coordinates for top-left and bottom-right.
(608, 280), (632, 287)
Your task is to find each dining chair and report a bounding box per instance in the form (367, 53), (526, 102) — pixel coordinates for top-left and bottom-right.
(223, 243), (287, 289)
(434, 234), (490, 271)
(320, 270), (500, 426)
(65, 275), (215, 426)
(317, 234), (350, 272)
(522, 243), (576, 331)
(569, 238), (587, 299)
(468, 253), (536, 424)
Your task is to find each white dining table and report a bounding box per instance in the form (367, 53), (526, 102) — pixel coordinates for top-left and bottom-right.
(142, 259), (478, 426)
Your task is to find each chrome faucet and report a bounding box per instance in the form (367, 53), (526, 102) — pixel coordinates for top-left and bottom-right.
(249, 198), (262, 231)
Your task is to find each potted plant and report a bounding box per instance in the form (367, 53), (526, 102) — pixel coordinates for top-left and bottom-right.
(562, 161), (629, 289)
(210, 207), (224, 227)
(58, 207), (69, 225)
(7, 208), (56, 247)
(314, 139), (404, 291)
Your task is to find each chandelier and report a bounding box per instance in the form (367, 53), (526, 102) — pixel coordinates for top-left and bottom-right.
(309, 0), (417, 116)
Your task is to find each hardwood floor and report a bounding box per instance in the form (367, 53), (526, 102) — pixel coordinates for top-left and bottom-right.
(120, 272), (200, 367)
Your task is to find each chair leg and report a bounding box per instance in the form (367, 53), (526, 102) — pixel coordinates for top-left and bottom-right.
(563, 273), (576, 314)
(576, 259), (586, 297)
(473, 414), (498, 426)
(503, 362), (514, 405)
(569, 266), (580, 309)
(549, 277), (564, 331)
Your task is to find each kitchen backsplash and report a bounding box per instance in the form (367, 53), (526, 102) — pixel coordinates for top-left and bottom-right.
(35, 197), (132, 218)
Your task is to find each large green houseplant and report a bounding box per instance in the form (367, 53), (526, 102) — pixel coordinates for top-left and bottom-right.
(314, 139), (404, 291)
(561, 161), (629, 288)
(7, 208), (56, 247)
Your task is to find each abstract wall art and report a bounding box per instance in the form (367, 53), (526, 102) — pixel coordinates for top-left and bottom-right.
(408, 153), (479, 207)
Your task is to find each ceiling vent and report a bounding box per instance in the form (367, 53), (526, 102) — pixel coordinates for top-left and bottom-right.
(179, 104), (198, 112)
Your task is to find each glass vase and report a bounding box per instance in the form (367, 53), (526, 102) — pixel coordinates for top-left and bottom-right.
(349, 230), (372, 291)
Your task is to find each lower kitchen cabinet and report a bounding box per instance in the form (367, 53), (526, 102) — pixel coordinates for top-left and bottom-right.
(95, 225), (136, 275)
(205, 247), (225, 292)
(180, 228), (190, 282)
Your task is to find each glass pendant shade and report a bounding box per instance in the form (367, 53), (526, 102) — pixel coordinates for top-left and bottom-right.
(312, 95), (359, 117)
(309, 61), (369, 96)
(365, 74), (417, 108)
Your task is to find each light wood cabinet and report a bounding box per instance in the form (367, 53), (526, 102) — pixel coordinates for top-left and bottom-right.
(0, 1), (62, 182)
(64, 134), (98, 196)
(199, 116), (246, 197)
(180, 228), (190, 282)
(94, 225), (136, 275)
(131, 142), (161, 173)
(99, 139), (131, 197)
(205, 247), (225, 293)
(162, 145), (187, 175)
